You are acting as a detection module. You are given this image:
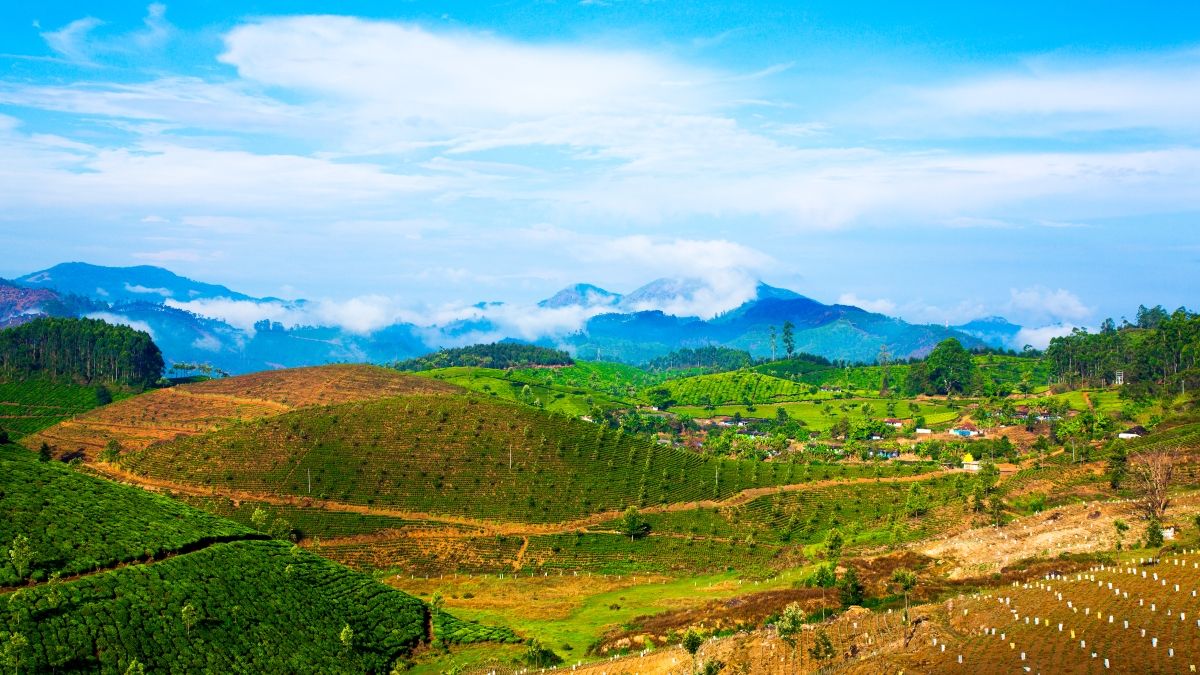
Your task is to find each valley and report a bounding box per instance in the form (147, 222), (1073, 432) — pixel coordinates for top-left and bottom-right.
(1, 297), (1197, 673)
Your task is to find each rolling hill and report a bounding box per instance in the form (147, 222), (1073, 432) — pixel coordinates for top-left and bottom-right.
(24, 364), (461, 456)
(0, 441), (516, 673)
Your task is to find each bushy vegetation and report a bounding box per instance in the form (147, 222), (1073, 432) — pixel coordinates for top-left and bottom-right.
(651, 371), (816, 407)
(0, 448), (258, 585)
(645, 346), (755, 373)
(419, 366), (630, 417)
(396, 343), (573, 371)
(0, 317), (163, 386)
(1046, 304), (1198, 396)
(0, 379), (129, 439)
(1, 540), (430, 673)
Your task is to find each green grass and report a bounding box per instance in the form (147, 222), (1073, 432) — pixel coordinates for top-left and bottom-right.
(672, 398), (960, 430)
(418, 366), (632, 416)
(396, 565), (821, 664)
(0, 379), (132, 439)
(652, 370), (818, 406)
(0, 447), (257, 585)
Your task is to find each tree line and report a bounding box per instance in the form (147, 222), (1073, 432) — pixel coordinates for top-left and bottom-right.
(0, 317), (163, 387)
(395, 342), (573, 371)
(1045, 304), (1199, 397)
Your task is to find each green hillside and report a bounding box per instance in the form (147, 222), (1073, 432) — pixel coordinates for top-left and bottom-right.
(0, 451), (257, 585)
(119, 394), (934, 523)
(0, 379), (132, 439)
(418, 365), (631, 416)
(0, 439), (517, 673)
(651, 370), (818, 406)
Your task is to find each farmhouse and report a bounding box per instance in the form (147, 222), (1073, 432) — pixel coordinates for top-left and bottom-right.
(950, 422), (981, 437)
(915, 427), (932, 435)
(1118, 425), (1148, 440)
(883, 418), (904, 428)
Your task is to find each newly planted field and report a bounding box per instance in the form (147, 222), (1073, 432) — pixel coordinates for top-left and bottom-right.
(120, 394), (942, 523)
(0, 449), (257, 585)
(0, 379), (130, 439)
(24, 363), (460, 456)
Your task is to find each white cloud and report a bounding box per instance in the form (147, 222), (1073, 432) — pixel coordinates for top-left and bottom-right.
(85, 311), (155, 338)
(220, 17), (714, 123)
(124, 282), (172, 297)
(836, 293), (896, 315)
(40, 4), (174, 66)
(191, 334), (222, 351)
(1007, 287), (1091, 324)
(1015, 324), (1083, 350)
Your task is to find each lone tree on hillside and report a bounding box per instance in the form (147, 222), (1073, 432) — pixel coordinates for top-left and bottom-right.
(618, 506), (650, 541)
(1114, 519), (1130, 550)
(776, 601), (805, 669)
(925, 338), (975, 395)
(339, 623), (354, 652)
(891, 568), (918, 623)
(181, 603), (199, 636)
(1131, 445), (1178, 522)
(782, 321), (796, 359)
(2, 632), (28, 675)
(808, 629), (835, 662)
(839, 566), (865, 607)
(681, 629), (703, 673)
(7, 534), (34, 581)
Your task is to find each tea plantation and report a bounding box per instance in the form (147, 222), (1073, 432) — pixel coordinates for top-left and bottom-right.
(0, 379), (129, 439)
(0, 448), (257, 586)
(0, 441), (519, 673)
(119, 394), (938, 523)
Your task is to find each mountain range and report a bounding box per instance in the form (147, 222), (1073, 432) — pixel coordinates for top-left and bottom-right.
(0, 262), (1022, 373)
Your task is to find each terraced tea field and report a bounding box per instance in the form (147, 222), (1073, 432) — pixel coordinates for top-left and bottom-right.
(0, 379), (131, 439)
(653, 371), (819, 405)
(419, 365), (631, 416)
(24, 364), (459, 455)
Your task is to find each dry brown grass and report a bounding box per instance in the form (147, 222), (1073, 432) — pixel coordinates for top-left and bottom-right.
(24, 364), (460, 456)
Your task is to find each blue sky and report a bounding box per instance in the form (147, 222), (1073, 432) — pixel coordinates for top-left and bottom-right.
(1, 1), (1197, 344)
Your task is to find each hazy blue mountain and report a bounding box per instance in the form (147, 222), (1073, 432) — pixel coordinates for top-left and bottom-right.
(953, 316), (1024, 350)
(538, 283), (622, 309)
(5, 262), (1000, 372)
(18, 262), (257, 303)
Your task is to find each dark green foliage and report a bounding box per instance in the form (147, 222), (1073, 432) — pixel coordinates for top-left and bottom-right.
(435, 612), (520, 646)
(808, 629), (835, 660)
(0, 379), (131, 439)
(0, 454), (256, 585)
(646, 346), (754, 373)
(1046, 306), (1198, 393)
(839, 566), (865, 607)
(396, 343), (573, 371)
(1, 540), (430, 673)
(1147, 517), (1164, 548)
(94, 384), (112, 405)
(0, 317), (163, 387)
(915, 338), (975, 395)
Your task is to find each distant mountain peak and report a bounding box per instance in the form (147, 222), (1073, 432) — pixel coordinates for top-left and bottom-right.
(17, 262), (254, 303)
(538, 283), (621, 309)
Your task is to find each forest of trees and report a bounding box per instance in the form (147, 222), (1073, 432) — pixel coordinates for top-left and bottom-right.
(645, 346), (755, 372)
(1045, 305), (1199, 397)
(0, 317), (163, 387)
(394, 342), (573, 371)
